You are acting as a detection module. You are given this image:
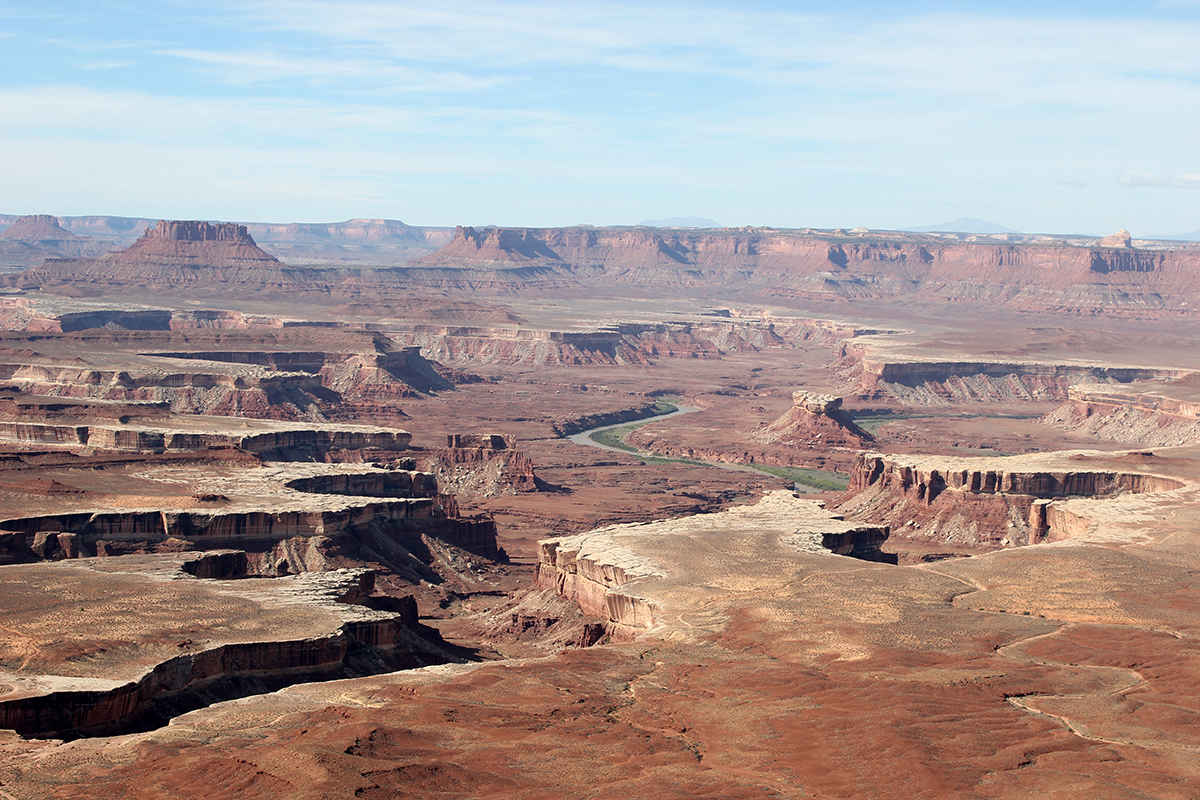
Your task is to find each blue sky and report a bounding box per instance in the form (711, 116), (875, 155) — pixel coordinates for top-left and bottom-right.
(2, 1), (1199, 234)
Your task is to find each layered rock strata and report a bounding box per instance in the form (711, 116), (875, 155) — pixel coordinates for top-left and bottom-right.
(417, 434), (538, 497)
(0, 299), (285, 333)
(390, 317), (860, 367)
(845, 345), (1188, 405)
(153, 339), (451, 398)
(0, 496), (498, 565)
(839, 452), (1185, 550)
(0, 459), (500, 565)
(0, 337), (447, 420)
(0, 417), (412, 458)
(753, 390), (873, 449)
(402, 225), (1200, 311)
(1040, 382), (1200, 447)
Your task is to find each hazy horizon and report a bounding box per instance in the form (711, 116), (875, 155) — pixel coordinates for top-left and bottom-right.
(3, 2), (1199, 234)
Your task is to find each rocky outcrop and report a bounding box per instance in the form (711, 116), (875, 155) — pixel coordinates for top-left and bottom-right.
(151, 338), (451, 399)
(446, 433), (515, 449)
(0, 215), (114, 266)
(753, 390), (873, 449)
(846, 453), (1183, 500)
(0, 300), (285, 333)
(417, 438), (539, 497)
(391, 318), (842, 367)
(0, 417), (412, 457)
(0, 462), (501, 566)
(238, 427), (412, 459)
(1040, 383), (1200, 447)
(1098, 229), (1133, 249)
(285, 470), (437, 499)
(537, 493), (894, 640)
(536, 537), (660, 635)
(0, 300), (288, 333)
(0, 361), (328, 420)
(0, 496), (499, 564)
(0, 215), (93, 244)
(0, 338), (446, 420)
(169, 309), (284, 329)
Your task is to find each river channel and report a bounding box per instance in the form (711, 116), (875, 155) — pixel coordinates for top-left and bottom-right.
(566, 404), (826, 492)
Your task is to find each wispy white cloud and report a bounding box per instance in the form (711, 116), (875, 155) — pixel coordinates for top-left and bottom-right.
(229, 2), (1200, 92)
(160, 48), (500, 92)
(0, 85), (590, 153)
(1119, 171), (1200, 189)
(5, 1), (1200, 231)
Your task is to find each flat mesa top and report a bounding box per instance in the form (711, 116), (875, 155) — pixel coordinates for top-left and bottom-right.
(0, 555), (387, 693)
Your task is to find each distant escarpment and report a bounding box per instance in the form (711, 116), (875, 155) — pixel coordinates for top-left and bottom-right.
(399, 225), (1200, 311)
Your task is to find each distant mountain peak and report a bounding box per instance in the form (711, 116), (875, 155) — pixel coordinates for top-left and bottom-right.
(907, 217), (1018, 234)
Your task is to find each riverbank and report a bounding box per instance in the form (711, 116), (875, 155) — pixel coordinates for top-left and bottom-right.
(566, 405), (846, 493)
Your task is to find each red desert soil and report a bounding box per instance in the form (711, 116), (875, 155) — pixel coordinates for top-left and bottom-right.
(1, 223), (1200, 797)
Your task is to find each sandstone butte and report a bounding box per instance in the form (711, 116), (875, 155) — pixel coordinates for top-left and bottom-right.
(0, 215), (114, 266)
(0, 217), (1199, 797)
(0, 215), (89, 243)
(13, 220), (329, 292)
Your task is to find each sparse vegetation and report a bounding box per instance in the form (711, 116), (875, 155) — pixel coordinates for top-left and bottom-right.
(587, 401), (679, 451)
(584, 407), (848, 491)
(738, 463), (850, 492)
(849, 410), (1040, 436)
(588, 423), (644, 452)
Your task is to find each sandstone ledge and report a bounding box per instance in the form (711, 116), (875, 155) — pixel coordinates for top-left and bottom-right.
(537, 492), (891, 640)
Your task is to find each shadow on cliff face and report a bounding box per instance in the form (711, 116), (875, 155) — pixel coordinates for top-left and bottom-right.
(533, 475), (571, 493)
(40, 627), (467, 742)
